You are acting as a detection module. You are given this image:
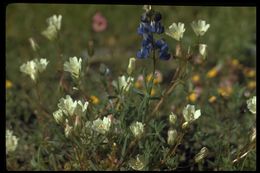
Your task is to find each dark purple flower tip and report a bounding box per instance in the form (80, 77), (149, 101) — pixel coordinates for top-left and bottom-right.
(137, 47), (150, 59)
(159, 52), (171, 60)
(137, 22), (151, 35)
(141, 13), (150, 23)
(154, 12), (162, 22)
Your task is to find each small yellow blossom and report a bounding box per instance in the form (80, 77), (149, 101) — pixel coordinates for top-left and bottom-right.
(134, 81), (143, 89)
(90, 95), (100, 105)
(231, 59), (240, 67)
(192, 74), (200, 83)
(208, 96), (216, 103)
(146, 71), (163, 84)
(206, 68), (218, 78)
(6, 80), (13, 89)
(247, 81), (256, 90)
(150, 88), (156, 96)
(218, 86), (233, 98)
(244, 69), (256, 78)
(188, 92), (198, 102)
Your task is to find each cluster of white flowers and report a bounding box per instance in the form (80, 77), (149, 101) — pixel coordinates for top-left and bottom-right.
(92, 117), (112, 135)
(6, 129), (19, 154)
(247, 96), (256, 114)
(42, 14), (62, 41)
(130, 121), (144, 138)
(20, 58), (49, 81)
(64, 56), (82, 79)
(53, 95), (89, 137)
(112, 75), (134, 93)
(166, 19), (210, 41)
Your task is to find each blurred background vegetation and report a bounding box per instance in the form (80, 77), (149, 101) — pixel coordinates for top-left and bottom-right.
(6, 4), (256, 170)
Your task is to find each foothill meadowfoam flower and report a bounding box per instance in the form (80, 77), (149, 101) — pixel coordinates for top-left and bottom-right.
(191, 20), (210, 36)
(92, 117), (111, 134)
(167, 129), (177, 145)
(64, 56), (82, 79)
(169, 112), (177, 125)
(42, 14), (62, 40)
(129, 154), (145, 170)
(247, 96), (256, 114)
(6, 129), (19, 154)
(20, 58), (49, 81)
(130, 121), (144, 138)
(112, 75), (134, 92)
(183, 104), (201, 123)
(166, 22), (185, 41)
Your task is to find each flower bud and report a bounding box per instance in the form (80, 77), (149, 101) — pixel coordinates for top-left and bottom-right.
(167, 129), (177, 145)
(199, 44), (207, 59)
(127, 57), (136, 75)
(194, 147), (209, 163)
(53, 109), (64, 124)
(182, 122), (189, 129)
(74, 115), (81, 131)
(250, 128), (256, 142)
(28, 37), (40, 51)
(169, 112), (177, 125)
(65, 120), (73, 138)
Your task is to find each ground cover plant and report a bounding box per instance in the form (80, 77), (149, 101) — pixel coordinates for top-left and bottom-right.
(6, 4), (256, 171)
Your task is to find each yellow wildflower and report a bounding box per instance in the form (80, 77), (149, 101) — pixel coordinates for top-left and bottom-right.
(146, 71), (163, 84)
(245, 69), (256, 78)
(188, 92), (198, 102)
(192, 74), (200, 83)
(206, 68), (218, 78)
(247, 81), (256, 90)
(218, 86), (233, 98)
(150, 88), (156, 96)
(231, 59), (239, 67)
(208, 96), (216, 103)
(6, 80), (13, 89)
(90, 95), (100, 105)
(134, 81), (143, 89)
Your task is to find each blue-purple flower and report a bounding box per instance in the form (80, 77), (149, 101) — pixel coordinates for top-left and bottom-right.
(136, 11), (171, 60)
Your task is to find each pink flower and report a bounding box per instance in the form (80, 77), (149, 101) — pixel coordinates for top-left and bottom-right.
(92, 12), (108, 32)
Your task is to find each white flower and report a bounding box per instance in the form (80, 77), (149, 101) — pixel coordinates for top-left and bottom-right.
(169, 112), (177, 125)
(20, 58), (49, 81)
(127, 57), (136, 75)
(130, 121), (144, 138)
(64, 57), (82, 79)
(6, 129), (19, 154)
(74, 100), (89, 117)
(92, 117), (111, 134)
(28, 37), (39, 51)
(53, 109), (64, 124)
(167, 129), (177, 145)
(129, 154), (145, 171)
(112, 75), (134, 92)
(42, 14), (62, 41)
(58, 95), (77, 116)
(20, 60), (38, 81)
(199, 44), (207, 59)
(36, 58), (49, 72)
(195, 147), (209, 163)
(247, 96), (256, 114)
(47, 14), (62, 31)
(191, 20), (210, 36)
(42, 25), (58, 41)
(183, 104), (201, 123)
(166, 22), (185, 41)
